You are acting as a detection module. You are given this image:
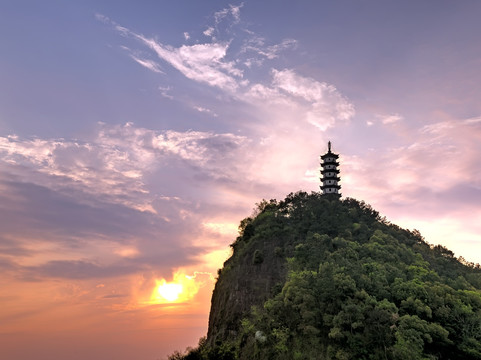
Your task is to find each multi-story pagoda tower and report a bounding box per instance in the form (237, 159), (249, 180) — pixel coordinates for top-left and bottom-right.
(320, 141), (341, 198)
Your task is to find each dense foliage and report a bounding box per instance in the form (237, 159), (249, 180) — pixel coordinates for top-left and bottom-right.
(170, 192), (481, 360)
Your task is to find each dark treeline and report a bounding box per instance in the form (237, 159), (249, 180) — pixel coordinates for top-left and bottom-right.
(170, 192), (481, 360)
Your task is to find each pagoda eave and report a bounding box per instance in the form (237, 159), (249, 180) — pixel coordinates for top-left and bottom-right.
(320, 185), (341, 190)
(320, 153), (339, 160)
(321, 161), (340, 167)
(321, 177), (341, 182)
(321, 169), (340, 174)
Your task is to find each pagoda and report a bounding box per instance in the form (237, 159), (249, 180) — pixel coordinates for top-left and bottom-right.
(320, 141), (341, 198)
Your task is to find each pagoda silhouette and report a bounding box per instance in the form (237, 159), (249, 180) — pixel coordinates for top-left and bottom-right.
(320, 141), (341, 198)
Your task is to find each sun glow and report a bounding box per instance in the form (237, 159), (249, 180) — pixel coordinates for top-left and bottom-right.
(156, 281), (183, 302)
(150, 271), (201, 304)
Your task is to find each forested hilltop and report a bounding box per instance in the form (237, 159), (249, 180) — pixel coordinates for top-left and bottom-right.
(170, 192), (481, 360)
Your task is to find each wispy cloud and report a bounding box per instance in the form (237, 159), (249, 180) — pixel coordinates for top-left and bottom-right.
(203, 27), (215, 37)
(214, 3), (243, 24)
(136, 36), (241, 91)
(94, 13), (110, 24)
(270, 69), (355, 130)
(97, 13), (241, 90)
(241, 37), (298, 61)
(465, 116), (481, 124)
(158, 85), (173, 99)
(193, 106), (218, 117)
(101, 6), (299, 95)
(377, 113), (403, 124)
(202, 3), (243, 41)
(129, 55), (164, 74)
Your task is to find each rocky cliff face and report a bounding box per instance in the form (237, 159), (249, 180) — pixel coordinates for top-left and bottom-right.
(207, 230), (288, 345)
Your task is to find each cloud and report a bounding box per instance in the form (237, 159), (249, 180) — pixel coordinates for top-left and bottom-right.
(25, 259), (141, 280)
(151, 129), (247, 167)
(0, 124), (249, 211)
(341, 116), (481, 260)
(263, 38), (298, 59)
(98, 14), (243, 91)
(119, 42), (164, 75)
(0, 120), (260, 285)
(0, 237), (34, 257)
(214, 3), (243, 24)
(0, 177), (210, 282)
(158, 85), (173, 99)
(236, 69), (354, 134)
(272, 69), (334, 102)
(105, 9), (298, 94)
(203, 2), (244, 40)
(183, 32), (190, 40)
(129, 55), (164, 74)
(193, 106), (218, 116)
(377, 113), (403, 124)
(465, 116), (481, 124)
(269, 69), (355, 130)
(203, 27), (215, 37)
(135, 35), (241, 91)
(0, 124), (250, 198)
(0, 131), (150, 212)
(94, 13), (110, 24)
(345, 117), (481, 204)
(241, 37), (298, 61)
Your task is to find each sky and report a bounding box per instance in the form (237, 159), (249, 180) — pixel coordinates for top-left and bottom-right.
(1, 1), (481, 359)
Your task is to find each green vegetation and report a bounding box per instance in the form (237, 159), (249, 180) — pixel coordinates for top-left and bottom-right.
(170, 192), (481, 360)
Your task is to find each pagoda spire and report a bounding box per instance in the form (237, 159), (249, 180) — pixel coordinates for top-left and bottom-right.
(320, 141), (341, 198)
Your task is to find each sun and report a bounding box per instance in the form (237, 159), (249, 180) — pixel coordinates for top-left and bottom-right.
(149, 271), (201, 304)
(156, 281), (183, 302)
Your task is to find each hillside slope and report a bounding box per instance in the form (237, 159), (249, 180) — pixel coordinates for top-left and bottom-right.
(172, 192), (481, 360)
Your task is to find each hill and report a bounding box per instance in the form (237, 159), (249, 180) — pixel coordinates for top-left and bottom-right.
(170, 192), (481, 360)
